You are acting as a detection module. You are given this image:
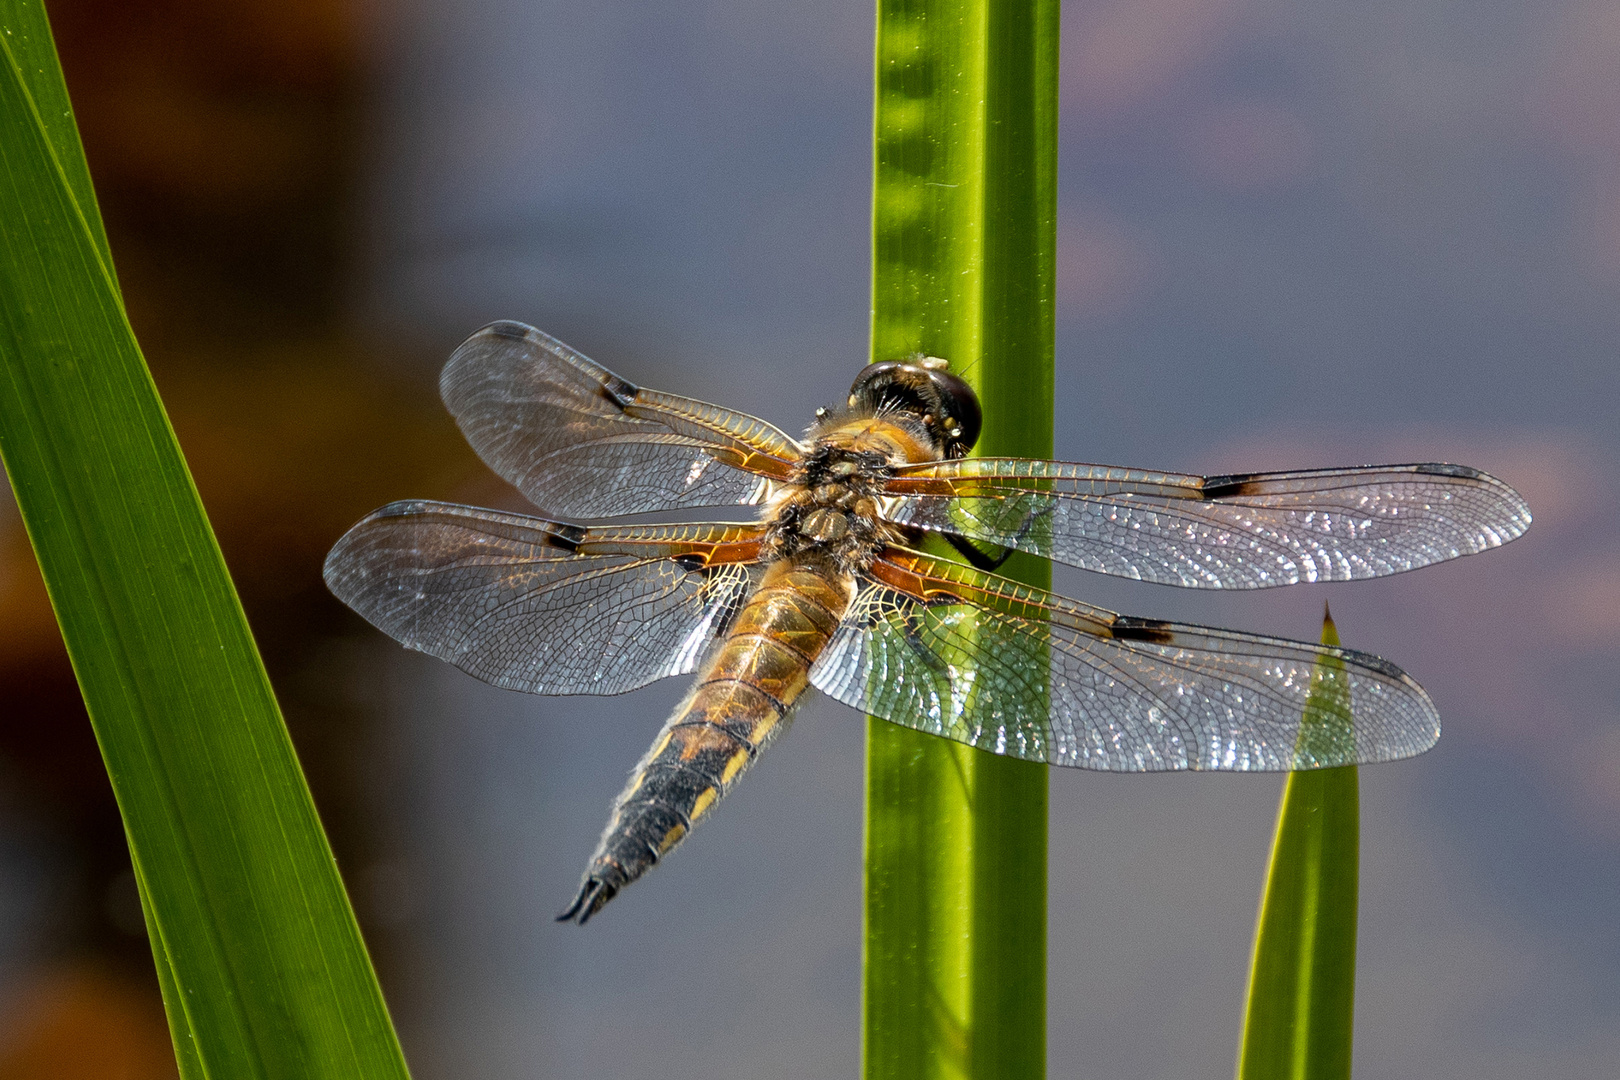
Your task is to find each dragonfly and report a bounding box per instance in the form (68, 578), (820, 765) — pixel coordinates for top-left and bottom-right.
(325, 321), (1531, 923)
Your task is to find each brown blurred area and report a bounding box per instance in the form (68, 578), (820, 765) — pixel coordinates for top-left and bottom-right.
(0, 0), (481, 1072)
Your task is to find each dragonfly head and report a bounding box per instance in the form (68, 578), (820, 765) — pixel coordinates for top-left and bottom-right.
(847, 359), (982, 459)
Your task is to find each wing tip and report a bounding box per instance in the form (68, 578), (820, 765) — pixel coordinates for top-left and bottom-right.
(441, 319), (558, 409)
(1393, 462), (1535, 543)
(1417, 462), (1534, 539)
(1339, 645), (1442, 763)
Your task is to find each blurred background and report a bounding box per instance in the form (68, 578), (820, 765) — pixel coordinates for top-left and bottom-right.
(1, 0), (1617, 1076)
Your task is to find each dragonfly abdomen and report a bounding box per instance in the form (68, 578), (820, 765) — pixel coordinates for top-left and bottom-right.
(559, 557), (855, 923)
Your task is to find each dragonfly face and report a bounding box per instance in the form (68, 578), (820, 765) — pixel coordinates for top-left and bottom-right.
(324, 320), (1532, 923)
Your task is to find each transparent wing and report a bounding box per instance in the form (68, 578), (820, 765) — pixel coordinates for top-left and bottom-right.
(323, 500), (766, 695)
(882, 460), (1531, 588)
(440, 321), (803, 518)
(808, 548), (1438, 771)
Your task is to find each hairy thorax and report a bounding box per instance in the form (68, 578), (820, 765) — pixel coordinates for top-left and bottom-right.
(760, 416), (936, 574)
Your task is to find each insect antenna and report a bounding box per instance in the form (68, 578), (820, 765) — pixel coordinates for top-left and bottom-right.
(951, 352), (983, 383)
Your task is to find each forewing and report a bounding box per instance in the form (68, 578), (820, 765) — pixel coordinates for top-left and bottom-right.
(440, 321), (802, 517)
(882, 459), (1531, 588)
(324, 500), (765, 695)
(808, 548), (1438, 771)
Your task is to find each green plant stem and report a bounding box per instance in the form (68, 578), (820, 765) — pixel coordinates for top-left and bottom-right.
(1237, 610), (1359, 1080)
(0, 3), (409, 1076)
(863, 1), (1057, 1077)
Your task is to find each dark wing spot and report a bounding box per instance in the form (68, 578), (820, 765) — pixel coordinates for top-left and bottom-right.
(487, 320), (534, 340)
(600, 374), (639, 409)
(1199, 474), (1265, 500)
(673, 553), (707, 573)
(372, 499), (438, 519)
(1414, 462), (1482, 479)
(546, 522), (587, 552)
(1335, 645), (1407, 680)
(1109, 616), (1179, 645)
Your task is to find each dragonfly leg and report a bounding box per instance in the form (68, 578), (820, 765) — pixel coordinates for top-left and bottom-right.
(942, 498), (1057, 572)
(945, 532), (1016, 572)
(898, 611), (951, 676)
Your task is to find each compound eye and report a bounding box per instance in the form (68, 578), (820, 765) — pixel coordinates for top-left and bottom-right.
(848, 361), (936, 421)
(847, 362), (902, 407)
(927, 370), (981, 456)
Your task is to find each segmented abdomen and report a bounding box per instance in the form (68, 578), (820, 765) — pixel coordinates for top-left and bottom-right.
(560, 557), (854, 922)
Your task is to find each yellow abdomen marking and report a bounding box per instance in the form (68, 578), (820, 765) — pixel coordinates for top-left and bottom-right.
(721, 749), (750, 786)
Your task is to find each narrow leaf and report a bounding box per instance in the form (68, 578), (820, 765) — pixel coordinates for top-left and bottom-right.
(0, 3), (410, 1076)
(1237, 608), (1359, 1080)
(864, 1), (1058, 1077)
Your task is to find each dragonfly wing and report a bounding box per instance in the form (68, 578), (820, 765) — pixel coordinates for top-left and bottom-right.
(324, 500), (766, 695)
(807, 548), (1438, 771)
(882, 460), (1531, 588)
(441, 321), (803, 517)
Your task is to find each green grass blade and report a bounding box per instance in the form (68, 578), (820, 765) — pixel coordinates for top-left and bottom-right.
(864, 1), (1057, 1077)
(131, 843), (206, 1080)
(0, 3), (410, 1077)
(0, 0), (114, 277)
(1237, 609), (1359, 1080)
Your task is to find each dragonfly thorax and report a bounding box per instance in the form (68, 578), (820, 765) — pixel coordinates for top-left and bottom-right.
(765, 440), (912, 572)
